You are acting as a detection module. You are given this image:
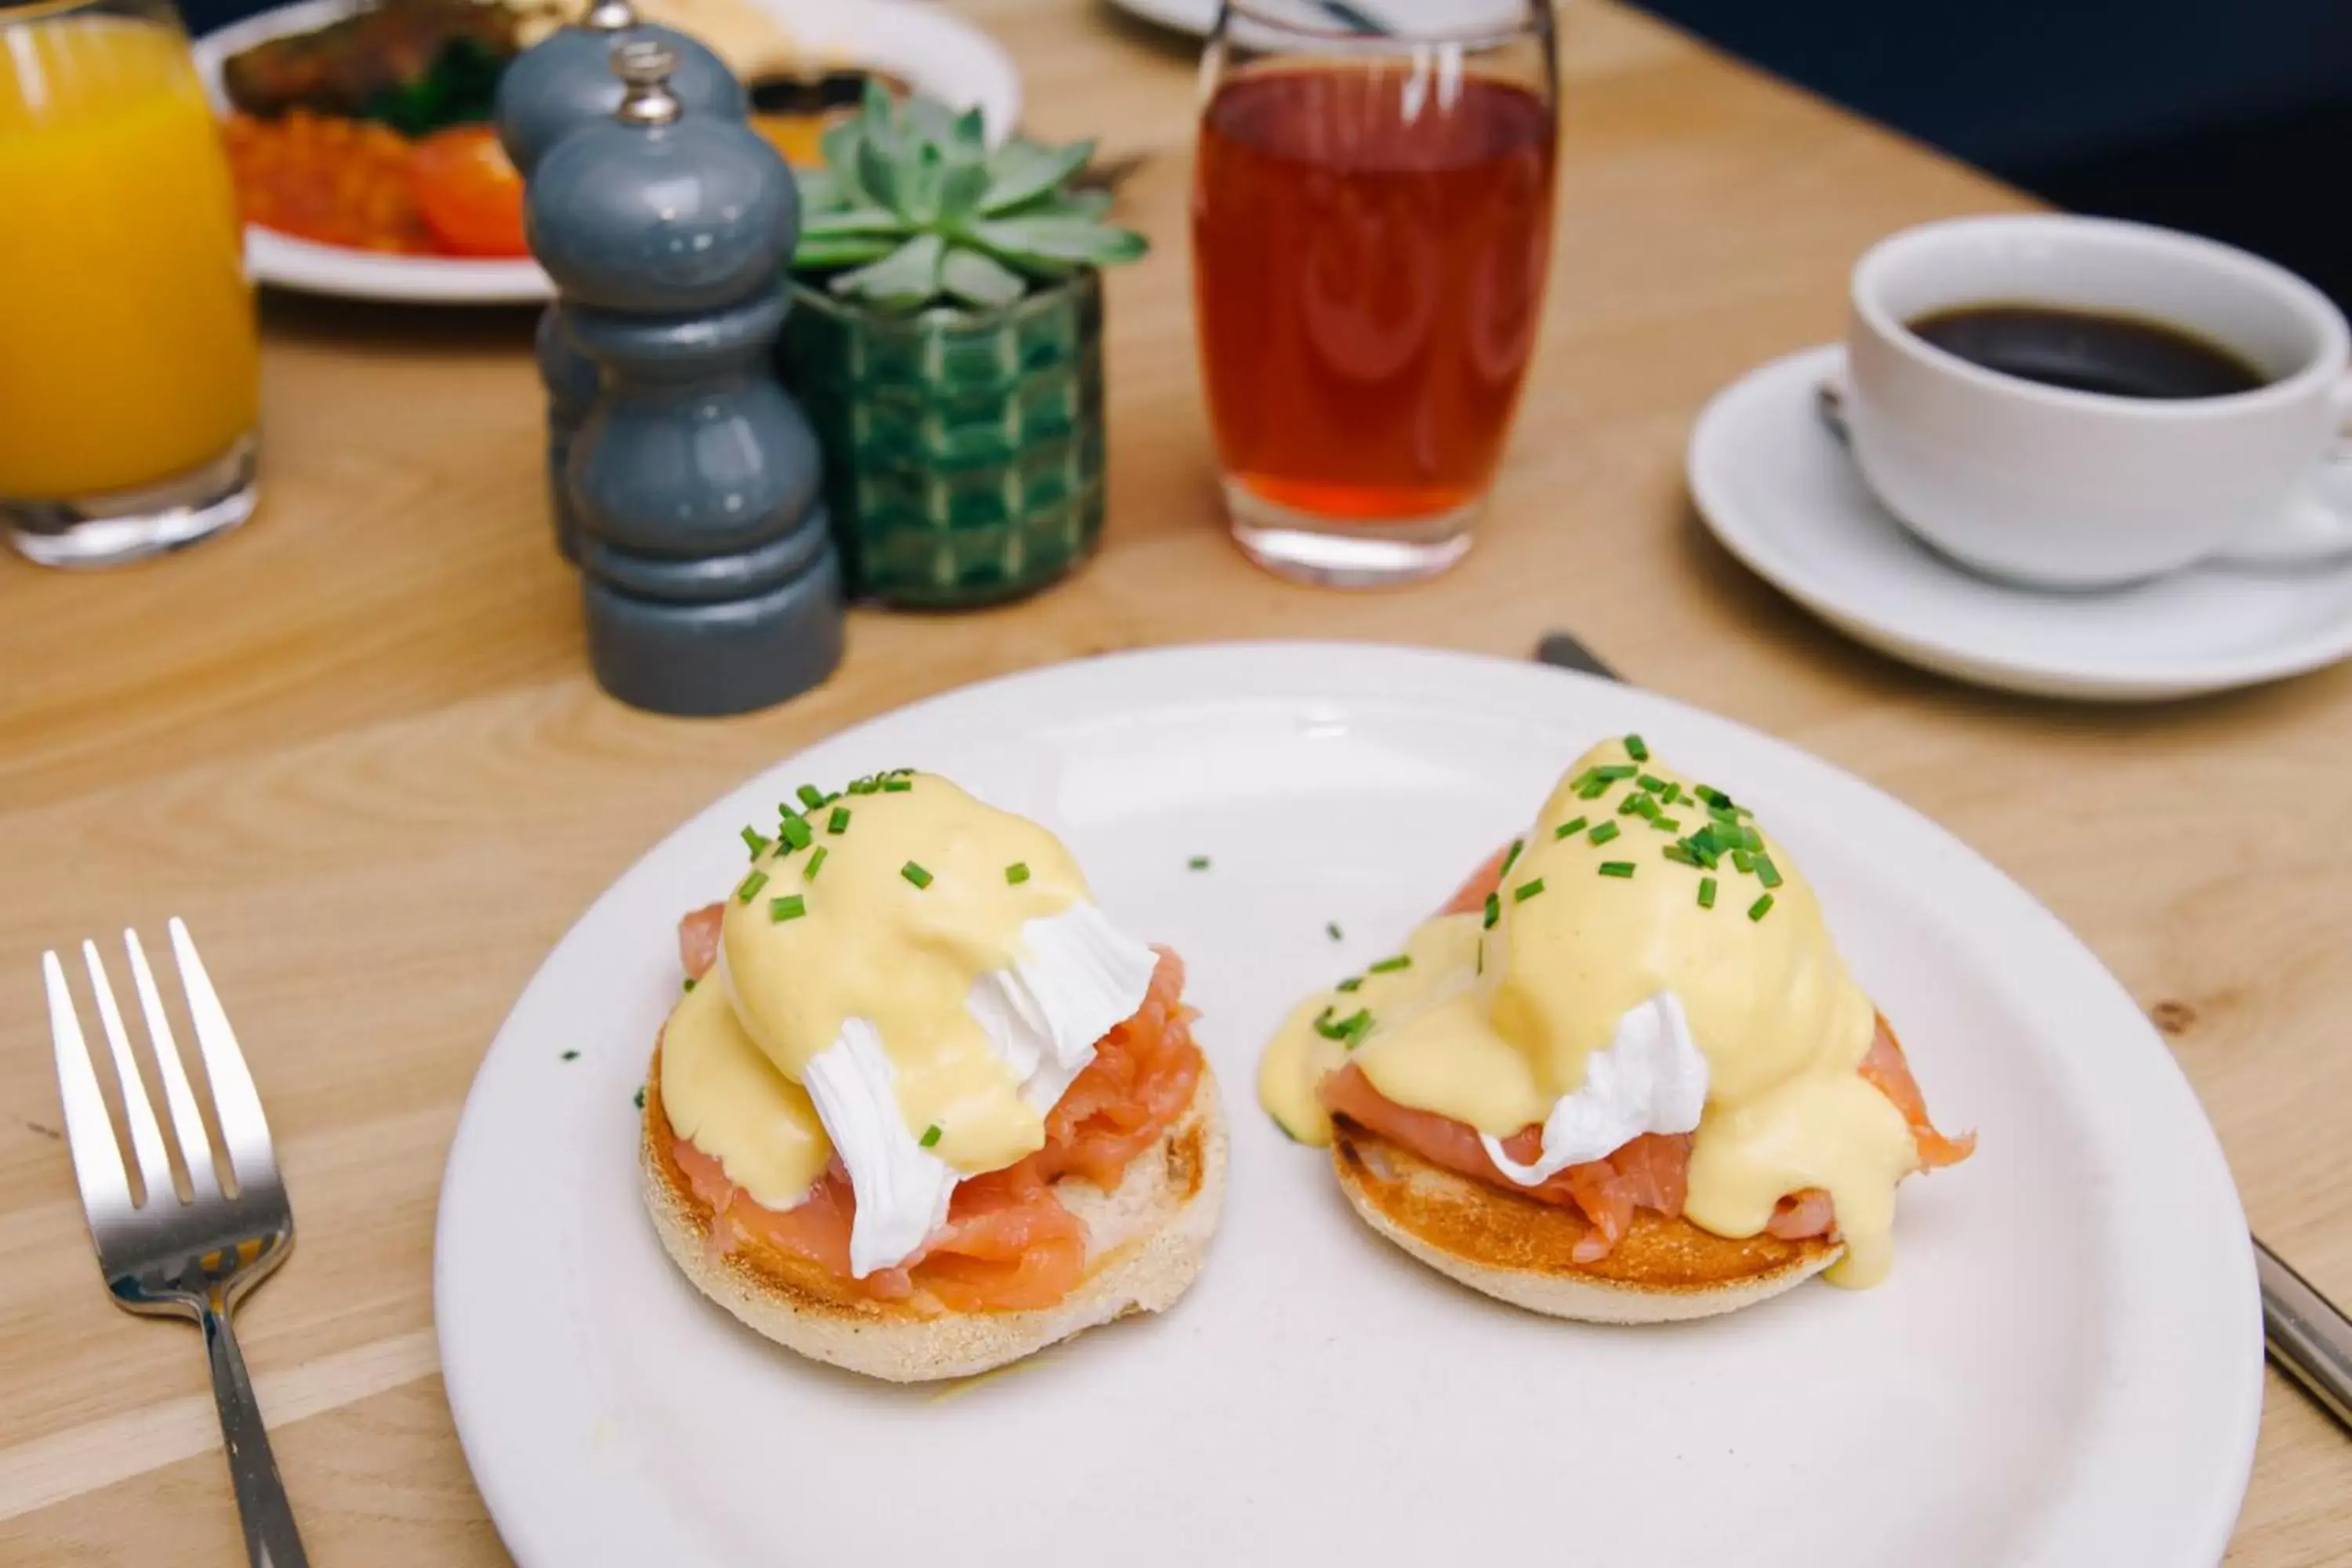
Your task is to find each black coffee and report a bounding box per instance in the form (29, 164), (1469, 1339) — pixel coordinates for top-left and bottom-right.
(1905, 304), (2269, 400)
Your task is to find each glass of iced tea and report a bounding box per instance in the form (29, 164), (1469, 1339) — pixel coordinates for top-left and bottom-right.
(1192, 0), (1558, 586)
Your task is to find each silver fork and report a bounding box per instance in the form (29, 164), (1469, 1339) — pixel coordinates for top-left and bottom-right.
(43, 919), (309, 1566)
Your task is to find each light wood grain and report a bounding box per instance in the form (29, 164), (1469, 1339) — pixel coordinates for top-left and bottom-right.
(2, 1), (2345, 1561)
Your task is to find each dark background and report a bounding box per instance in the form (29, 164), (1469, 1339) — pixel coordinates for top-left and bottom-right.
(180, 0), (2352, 309)
(1634, 0), (2352, 308)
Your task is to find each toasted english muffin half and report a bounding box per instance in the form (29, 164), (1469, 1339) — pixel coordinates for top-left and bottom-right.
(1329, 1120), (1840, 1324)
(642, 1050), (1227, 1382)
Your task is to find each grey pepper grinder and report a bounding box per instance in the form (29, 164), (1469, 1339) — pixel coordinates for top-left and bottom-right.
(497, 0), (746, 566)
(531, 41), (843, 717)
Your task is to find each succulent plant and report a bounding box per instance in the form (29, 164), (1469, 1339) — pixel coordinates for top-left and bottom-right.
(791, 84), (1148, 313)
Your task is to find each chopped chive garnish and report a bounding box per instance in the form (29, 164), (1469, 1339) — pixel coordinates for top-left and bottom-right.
(633, 1086), (645, 1109)
(827, 806), (851, 835)
(1555, 815), (1589, 840)
(1588, 821), (1621, 846)
(779, 815), (813, 851)
(1696, 785), (1724, 806)
(1369, 954), (1412, 974)
(1483, 892), (1501, 929)
(769, 894), (807, 923)
(1341, 1013), (1374, 1049)
(1638, 773), (1668, 793)
(1699, 876), (1719, 909)
(1619, 793), (1651, 817)
(1513, 878), (1546, 903)
(1733, 848), (1755, 874)
(804, 846), (827, 881)
(1498, 837), (1525, 878)
(1006, 862), (1031, 885)
(1569, 768), (1602, 793)
(882, 778), (913, 793)
(1755, 855), (1784, 889)
(1578, 779), (1610, 801)
(1318, 1007), (1374, 1048)
(1624, 734), (1650, 762)
(901, 861), (932, 889)
(797, 784), (826, 810)
(1327, 921), (1344, 942)
(736, 869), (769, 902)
(741, 826), (771, 858)
(561, 1049), (579, 1061)
(920, 1124), (942, 1149)
(1595, 764), (1638, 782)
(1742, 825), (1764, 851)
(1599, 861), (1636, 878)
(1336, 976), (1364, 993)
(1652, 815), (1681, 833)
(848, 777), (878, 796)
(683, 976), (697, 992)
(1748, 893), (1775, 921)
(1663, 844), (1699, 866)
(1189, 855), (1211, 871)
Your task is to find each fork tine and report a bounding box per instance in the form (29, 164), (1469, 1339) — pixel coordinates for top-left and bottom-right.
(125, 929), (222, 1202)
(168, 918), (278, 1189)
(43, 951), (136, 1222)
(82, 941), (176, 1206)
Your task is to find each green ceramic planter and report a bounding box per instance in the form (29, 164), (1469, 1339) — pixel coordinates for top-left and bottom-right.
(778, 270), (1107, 608)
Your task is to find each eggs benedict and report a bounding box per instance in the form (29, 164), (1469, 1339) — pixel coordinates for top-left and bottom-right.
(1259, 738), (1970, 1322)
(641, 771), (1227, 1381)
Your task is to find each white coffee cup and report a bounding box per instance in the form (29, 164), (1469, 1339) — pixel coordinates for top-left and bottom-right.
(1843, 214), (2352, 589)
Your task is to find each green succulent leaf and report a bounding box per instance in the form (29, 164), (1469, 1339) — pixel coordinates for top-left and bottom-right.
(800, 205), (913, 238)
(857, 135), (908, 216)
(979, 139), (1094, 216)
(830, 233), (946, 310)
(953, 107), (986, 151)
(818, 120), (870, 203)
(901, 94), (964, 147)
(794, 167), (847, 215)
(858, 77), (896, 141)
(939, 247), (1027, 310)
(970, 216), (1149, 270)
(936, 158), (992, 222)
(793, 233), (900, 269)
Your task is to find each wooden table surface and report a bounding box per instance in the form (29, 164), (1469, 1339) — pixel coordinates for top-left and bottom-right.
(2, 1), (2346, 1560)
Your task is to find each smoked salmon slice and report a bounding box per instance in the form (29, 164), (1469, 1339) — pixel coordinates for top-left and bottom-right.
(1319, 849), (1975, 1262)
(667, 912), (1202, 1312)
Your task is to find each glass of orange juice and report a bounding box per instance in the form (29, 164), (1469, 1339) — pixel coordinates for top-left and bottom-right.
(1, 0), (260, 567)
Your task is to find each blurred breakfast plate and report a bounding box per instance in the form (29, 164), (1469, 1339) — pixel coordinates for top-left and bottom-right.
(1690, 345), (2352, 701)
(193, 0), (1021, 303)
(436, 641), (2259, 1568)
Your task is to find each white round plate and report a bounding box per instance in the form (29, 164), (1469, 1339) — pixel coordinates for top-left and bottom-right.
(1690, 344), (2352, 701)
(437, 641), (2258, 1568)
(194, 0), (1022, 303)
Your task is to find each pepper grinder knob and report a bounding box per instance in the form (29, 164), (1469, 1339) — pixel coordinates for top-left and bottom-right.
(611, 39), (683, 126)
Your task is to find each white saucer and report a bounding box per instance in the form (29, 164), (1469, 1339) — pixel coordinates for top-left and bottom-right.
(1688, 344), (2352, 701)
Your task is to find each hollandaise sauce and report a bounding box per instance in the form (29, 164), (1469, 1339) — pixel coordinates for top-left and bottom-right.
(1261, 738), (1928, 1287)
(658, 771), (1163, 1276)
